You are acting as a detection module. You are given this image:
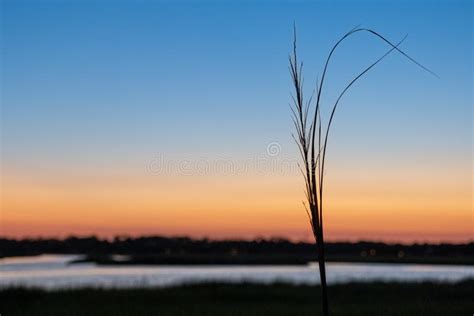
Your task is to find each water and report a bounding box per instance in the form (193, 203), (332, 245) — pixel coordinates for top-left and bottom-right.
(1, 254), (473, 289)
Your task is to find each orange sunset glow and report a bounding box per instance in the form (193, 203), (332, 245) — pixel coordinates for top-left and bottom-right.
(2, 159), (471, 242)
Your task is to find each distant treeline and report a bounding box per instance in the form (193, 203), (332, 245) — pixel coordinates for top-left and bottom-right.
(1, 236), (473, 264)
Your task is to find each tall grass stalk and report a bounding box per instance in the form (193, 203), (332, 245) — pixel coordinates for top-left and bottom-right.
(289, 25), (435, 316)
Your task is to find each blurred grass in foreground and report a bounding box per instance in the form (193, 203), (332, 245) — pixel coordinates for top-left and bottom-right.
(1, 280), (472, 315)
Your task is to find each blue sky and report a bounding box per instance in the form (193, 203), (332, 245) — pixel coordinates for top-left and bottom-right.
(2, 0), (472, 188)
(1, 0), (472, 240)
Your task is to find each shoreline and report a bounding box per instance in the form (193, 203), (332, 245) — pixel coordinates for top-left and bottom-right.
(2, 252), (473, 266)
(71, 253), (474, 266)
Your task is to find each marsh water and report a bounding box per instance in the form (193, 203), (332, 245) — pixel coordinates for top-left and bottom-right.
(1, 255), (473, 289)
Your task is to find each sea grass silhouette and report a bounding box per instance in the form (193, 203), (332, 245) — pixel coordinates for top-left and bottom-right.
(289, 25), (436, 316)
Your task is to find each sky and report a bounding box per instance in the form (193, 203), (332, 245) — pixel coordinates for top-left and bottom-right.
(1, 0), (472, 242)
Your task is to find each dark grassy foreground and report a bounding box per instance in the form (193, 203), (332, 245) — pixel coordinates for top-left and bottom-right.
(1, 281), (473, 316)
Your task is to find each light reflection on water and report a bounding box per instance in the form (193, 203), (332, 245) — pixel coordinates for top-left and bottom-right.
(1, 255), (473, 289)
